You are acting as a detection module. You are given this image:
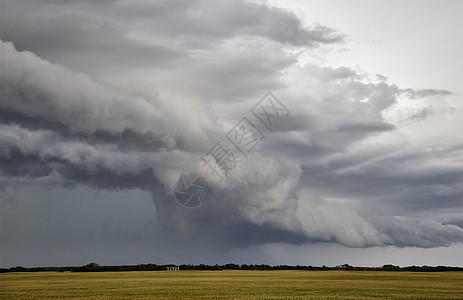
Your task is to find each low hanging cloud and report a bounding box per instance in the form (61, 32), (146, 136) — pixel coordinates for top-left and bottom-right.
(0, 42), (173, 139)
(0, 0), (462, 253)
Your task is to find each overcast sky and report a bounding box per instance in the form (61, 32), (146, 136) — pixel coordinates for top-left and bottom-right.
(0, 0), (462, 268)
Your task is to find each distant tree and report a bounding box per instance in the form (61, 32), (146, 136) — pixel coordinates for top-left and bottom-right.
(10, 266), (26, 272)
(337, 264), (353, 270)
(75, 263), (101, 272)
(222, 263), (239, 270)
(381, 264), (400, 271)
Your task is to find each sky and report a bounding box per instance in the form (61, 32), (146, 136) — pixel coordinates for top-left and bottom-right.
(0, 0), (462, 268)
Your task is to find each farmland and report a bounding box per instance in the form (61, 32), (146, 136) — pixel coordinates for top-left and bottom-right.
(1, 270), (462, 299)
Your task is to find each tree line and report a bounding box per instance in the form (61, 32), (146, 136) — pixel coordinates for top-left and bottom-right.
(1, 263), (462, 273)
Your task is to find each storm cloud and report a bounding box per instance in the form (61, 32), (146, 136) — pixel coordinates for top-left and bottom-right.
(0, 0), (462, 267)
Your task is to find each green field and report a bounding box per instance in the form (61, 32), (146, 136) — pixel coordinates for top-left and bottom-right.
(1, 270), (462, 299)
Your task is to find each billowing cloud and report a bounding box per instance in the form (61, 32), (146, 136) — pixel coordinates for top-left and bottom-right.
(0, 0), (462, 267)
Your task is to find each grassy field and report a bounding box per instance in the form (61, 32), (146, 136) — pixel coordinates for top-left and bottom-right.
(1, 270), (462, 299)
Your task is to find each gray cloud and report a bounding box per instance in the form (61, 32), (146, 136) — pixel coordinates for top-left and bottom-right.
(400, 88), (456, 99)
(0, 0), (462, 267)
(0, 1), (182, 72)
(0, 41), (170, 138)
(98, 0), (344, 47)
(437, 213), (463, 228)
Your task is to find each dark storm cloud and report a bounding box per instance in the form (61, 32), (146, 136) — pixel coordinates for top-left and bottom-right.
(0, 0), (342, 71)
(99, 0), (344, 46)
(0, 0), (344, 102)
(0, 1), (183, 75)
(437, 213), (463, 229)
(0, 41), (173, 139)
(0, 0), (462, 256)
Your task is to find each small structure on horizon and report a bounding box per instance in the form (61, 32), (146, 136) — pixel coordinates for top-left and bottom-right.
(167, 266), (179, 271)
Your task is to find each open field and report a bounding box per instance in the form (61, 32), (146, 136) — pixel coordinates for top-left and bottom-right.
(1, 270), (462, 299)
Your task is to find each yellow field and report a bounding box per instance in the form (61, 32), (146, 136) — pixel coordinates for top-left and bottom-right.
(1, 270), (462, 299)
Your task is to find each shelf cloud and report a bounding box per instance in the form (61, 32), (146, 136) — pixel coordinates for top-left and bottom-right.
(0, 0), (461, 266)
